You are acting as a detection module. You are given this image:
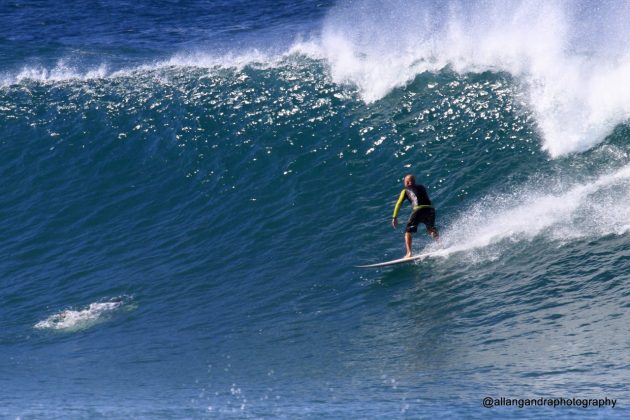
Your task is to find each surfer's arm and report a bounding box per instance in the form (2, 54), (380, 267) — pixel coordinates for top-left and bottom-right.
(392, 190), (406, 228)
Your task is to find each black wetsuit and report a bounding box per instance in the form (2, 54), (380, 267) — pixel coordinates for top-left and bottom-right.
(392, 184), (436, 233)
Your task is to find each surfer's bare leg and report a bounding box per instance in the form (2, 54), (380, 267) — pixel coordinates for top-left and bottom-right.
(428, 227), (439, 241)
(405, 232), (412, 258)
(427, 227), (441, 247)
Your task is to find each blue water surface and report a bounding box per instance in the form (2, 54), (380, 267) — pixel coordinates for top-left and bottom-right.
(1, 0), (629, 418)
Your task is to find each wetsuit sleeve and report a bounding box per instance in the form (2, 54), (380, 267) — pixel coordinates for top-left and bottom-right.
(392, 190), (406, 218)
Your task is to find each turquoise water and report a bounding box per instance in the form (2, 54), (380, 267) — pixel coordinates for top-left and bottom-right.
(1, 0), (629, 418)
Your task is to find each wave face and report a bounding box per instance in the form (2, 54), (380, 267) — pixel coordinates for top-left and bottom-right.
(1, 1), (630, 418)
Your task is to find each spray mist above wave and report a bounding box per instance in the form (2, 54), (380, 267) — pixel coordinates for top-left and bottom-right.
(308, 0), (630, 156)
(0, 49), (293, 87)
(425, 162), (630, 262)
(1, 62), (111, 86)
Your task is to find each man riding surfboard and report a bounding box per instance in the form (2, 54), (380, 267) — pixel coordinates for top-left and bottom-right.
(391, 175), (439, 258)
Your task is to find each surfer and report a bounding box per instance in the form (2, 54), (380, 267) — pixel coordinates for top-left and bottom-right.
(391, 175), (439, 258)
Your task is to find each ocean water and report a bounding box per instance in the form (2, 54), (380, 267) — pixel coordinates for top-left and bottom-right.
(1, 0), (629, 418)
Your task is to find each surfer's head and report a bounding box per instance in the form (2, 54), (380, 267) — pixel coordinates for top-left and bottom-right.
(404, 175), (415, 187)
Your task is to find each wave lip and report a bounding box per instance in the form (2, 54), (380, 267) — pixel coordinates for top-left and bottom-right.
(34, 297), (131, 332)
(0, 50), (286, 87)
(0, 61), (110, 86)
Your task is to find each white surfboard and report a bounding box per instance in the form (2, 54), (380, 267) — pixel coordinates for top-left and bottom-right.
(356, 251), (439, 268)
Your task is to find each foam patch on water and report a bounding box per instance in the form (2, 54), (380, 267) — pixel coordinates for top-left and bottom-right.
(430, 164), (630, 260)
(34, 297), (131, 332)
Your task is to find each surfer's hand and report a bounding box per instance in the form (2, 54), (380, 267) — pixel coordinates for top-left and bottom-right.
(392, 218), (397, 229)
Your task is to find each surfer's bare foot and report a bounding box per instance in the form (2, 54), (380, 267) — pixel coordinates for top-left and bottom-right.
(404, 253), (412, 258)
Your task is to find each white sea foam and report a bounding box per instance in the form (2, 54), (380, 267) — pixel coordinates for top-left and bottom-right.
(309, 0), (630, 156)
(34, 298), (129, 332)
(428, 164), (630, 260)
